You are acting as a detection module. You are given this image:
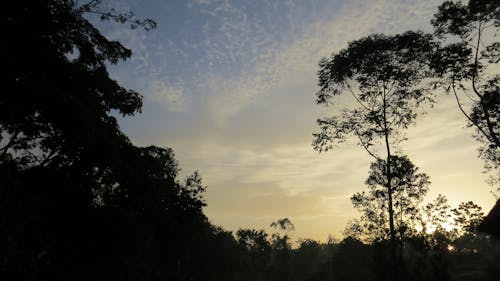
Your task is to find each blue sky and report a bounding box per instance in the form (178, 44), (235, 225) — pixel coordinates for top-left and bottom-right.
(91, 0), (496, 241)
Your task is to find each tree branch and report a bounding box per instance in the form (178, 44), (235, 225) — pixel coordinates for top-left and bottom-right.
(460, 86), (478, 103)
(354, 129), (380, 161)
(39, 149), (60, 167)
(452, 85), (494, 143)
(0, 130), (20, 158)
(75, 0), (101, 14)
(346, 83), (372, 111)
(385, 81), (396, 99)
(471, 22), (483, 100)
(470, 22), (500, 147)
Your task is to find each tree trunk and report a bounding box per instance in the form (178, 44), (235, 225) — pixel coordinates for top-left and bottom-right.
(383, 87), (398, 281)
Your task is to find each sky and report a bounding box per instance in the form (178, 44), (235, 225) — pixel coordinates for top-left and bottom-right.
(91, 0), (497, 242)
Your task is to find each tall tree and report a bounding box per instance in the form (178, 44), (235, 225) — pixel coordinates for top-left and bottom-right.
(0, 2), (213, 280)
(313, 31), (436, 268)
(431, 0), (499, 186)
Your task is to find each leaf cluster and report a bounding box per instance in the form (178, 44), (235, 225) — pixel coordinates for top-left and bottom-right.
(76, 0), (157, 31)
(432, 0), (499, 38)
(430, 0), (499, 182)
(351, 156), (430, 242)
(316, 31), (437, 105)
(314, 31), (437, 157)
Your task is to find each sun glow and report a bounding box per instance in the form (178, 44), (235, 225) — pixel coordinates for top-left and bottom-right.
(425, 223), (455, 234)
(417, 218), (456, 234)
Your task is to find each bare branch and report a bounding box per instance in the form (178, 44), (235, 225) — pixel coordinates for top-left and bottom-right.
(471, 22), (483, 100)
(346, 83), (372, 111)
(385, 81), (396, 98)
(452, 85), (493, 143)
(354, 129), (380, 161)
(460, 86), (478, 103)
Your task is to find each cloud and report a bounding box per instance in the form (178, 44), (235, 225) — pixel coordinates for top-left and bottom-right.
(148, 80), (186, 112)
(196, 0), (443, 124)
(189, 0), (492, 239)
(101, 0), (496, 240)
(190, 0), (217, 5)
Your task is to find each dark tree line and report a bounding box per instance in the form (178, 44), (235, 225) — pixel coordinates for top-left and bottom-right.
(199, 214), (499, 281)
(1, 1), (215, 280)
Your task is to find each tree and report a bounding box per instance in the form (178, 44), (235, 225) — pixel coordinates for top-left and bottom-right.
(0, 2), (214, 280)
(330, 237), (372, 281)
(236, 229), (272, 281)
(349, 156), (430, 244)
(452, 201), (484, 235)
(291, 239), (327, 281)
(1, 1), (148, 170)
(270, 218), (295, 250)
(451, 201), (487, 256)
(431, 0), (499, 186)
(268, 218), (295, 281)
(313, 31), (436, 270)
(419, 194), (452, 235)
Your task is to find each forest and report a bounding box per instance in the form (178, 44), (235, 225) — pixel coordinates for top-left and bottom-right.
(1, 1), (499, 281)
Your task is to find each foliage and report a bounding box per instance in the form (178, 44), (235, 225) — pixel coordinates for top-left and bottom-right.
(314, 31), (437, 156)
(419, 194), (453, 233)
(313, 31), (437, 274)
(270, 218), (295, 250)
(225, 222), (500, 281)
(77, 0), (157, 31)
(0, 1), (214, 280)
(431, 0), (500, 185)
(349, 156), (430, 242)
(452, 201), (485, 234)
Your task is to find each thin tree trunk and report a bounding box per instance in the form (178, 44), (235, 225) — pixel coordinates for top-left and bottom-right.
(470, 22), (499, 148)
(383, 86), (398, 280)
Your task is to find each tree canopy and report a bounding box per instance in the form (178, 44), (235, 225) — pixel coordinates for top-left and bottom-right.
(1, 2), (212, 280)
(348, 156), (430, 243)
(430, 0), (499, 186)
(313, 32), (437, 275)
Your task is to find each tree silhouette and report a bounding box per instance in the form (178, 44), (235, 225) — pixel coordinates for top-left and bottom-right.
(0, 2), (214, 280)
(419, 194), (452, 234)
(270, 218), (295, 250)
(313, 31), (436, 276)
(236, 229), (272, 281)
(349, 156), (430, 244)
(452, 201), (485, 235)
(431, 0), (499, 186)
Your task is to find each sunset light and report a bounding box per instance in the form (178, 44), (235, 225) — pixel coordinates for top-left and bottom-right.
(90, 0), (497, 241)
(3, 1), (498, 280)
